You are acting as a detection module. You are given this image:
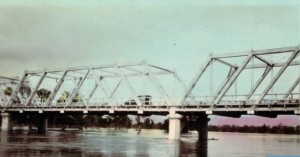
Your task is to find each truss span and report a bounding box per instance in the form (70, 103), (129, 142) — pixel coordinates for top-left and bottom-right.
(182, 46), (300, 109)
(0, 46), (300, 117)
(4, 61), (187, 107)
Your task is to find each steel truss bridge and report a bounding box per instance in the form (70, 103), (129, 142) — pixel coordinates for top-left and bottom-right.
(0, 46), (300, 118)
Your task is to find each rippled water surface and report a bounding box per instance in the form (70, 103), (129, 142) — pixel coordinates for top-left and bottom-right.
(0, 129), (299, 157)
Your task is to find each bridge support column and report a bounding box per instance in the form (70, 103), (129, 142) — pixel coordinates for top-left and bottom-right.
(37, 115), (47, 133)
(1, 113), (13, 131)
(195, 113), (210, 156)
(197, 113), (210, 141)
(168, 108), (182, 140)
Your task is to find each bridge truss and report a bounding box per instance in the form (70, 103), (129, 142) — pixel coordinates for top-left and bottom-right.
(182, 46), (300, 108)
(5, 61), (187, 107)
(0, 46), (299, 117)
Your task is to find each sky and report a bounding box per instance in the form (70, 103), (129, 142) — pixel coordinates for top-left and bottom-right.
(0, 0), (299, 126)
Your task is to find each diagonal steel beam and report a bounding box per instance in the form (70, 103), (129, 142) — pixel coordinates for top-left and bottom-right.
(144, 62), (171, 105)
(116, 66), (142, 106)
(172, 71), (192, 97)
(282, 77), (300, 100)
(88, 68), (110, 102)
(214, 58), (237, 68)
(0, 84), (6, 106)
(246, 66), (272, 100)
(148, 64), (175, 73)
(214, 54), (253, 104)
(87, 83), (98, 103)
(245, 55), (274, 101)
(213, 67), (237, 101)
(45, 71), (68, 106)
(245, 61), (299, 69)
(88, 74), (111, 104)
(65, 70), (90, 106)
(254, 55), (273, 67)
(6, 72), (28, 106)
(180, 57), (212, 105)
(256, 49), (300, 104)
(24, 72), (47, 106)
(123, 76), (143, 106)
(109, 78), (122, 99)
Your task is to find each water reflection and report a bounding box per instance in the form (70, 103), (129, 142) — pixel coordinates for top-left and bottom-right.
(0, 131), (8, 143)
(196, 140), (208, 157)
(0, 129), (299, 157)
(179, 139), (207, 157)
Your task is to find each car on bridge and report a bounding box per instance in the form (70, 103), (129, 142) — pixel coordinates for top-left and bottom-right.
(124, 95), (152, 107)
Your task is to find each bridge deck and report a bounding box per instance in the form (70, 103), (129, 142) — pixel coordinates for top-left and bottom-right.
(2, 103), (299, 117)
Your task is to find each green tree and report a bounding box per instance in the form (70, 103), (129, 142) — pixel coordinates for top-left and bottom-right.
(37, 88), (51, 101)
(4, 87), (13, 96)
(72, 93), (83, 102)
(57, 91), (70, 103)
(144, 118), (151, 129)
(57, 91), (83, 103)
(19, 85), (31, 97)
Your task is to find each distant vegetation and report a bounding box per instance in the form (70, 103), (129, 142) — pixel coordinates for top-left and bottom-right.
(46, 115), (165, 130)
(207, 124), (300, 134)
(8, 113), (300, 135)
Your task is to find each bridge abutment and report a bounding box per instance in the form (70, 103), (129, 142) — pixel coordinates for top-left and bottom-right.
(168, 108), (182, 140)
(36, 115), (48, 133)
(1, 113), (13, 131)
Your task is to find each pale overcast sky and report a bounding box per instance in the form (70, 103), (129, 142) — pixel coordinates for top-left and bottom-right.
(0, 1), (299, 83)
(0, 0), (300, 125)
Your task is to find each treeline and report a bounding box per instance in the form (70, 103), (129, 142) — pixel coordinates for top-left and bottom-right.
(45, 115), (165, 130)
(208, 124), (300, 134)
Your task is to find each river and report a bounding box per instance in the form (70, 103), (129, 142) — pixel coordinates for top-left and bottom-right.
(0, 129), (299, 157)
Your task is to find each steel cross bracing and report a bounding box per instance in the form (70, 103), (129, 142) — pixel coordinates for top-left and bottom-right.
(181, 46), (300, 107)
(5, 62), (186, 107)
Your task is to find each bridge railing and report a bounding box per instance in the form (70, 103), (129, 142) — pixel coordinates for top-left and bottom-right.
(183, 93), (300, 106)
(3, 93), (300, 108)
(5, 96), (181, 107)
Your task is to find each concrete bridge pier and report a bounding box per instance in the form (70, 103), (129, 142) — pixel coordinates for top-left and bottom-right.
(1, 113), (13, 131)
(36, 115), (48, 133)
(197, 113), (210, 141)
(168, 108), (183, 140)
